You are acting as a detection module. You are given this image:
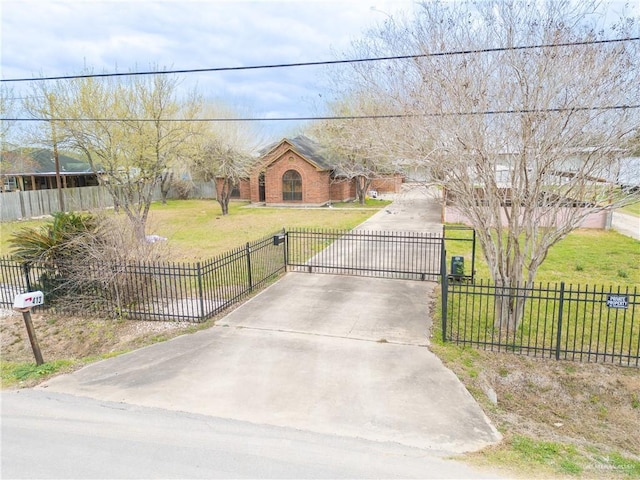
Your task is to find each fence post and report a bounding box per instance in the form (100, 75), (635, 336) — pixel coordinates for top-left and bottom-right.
(282, 228), (288, 272)
(196, 262), (205, 322)
(471, 229), (477, 283)
(441, 241), (448, 342)
(246, 242), (253, 291)
(555, 281), (565, 361)
(22, 263), (32, 292)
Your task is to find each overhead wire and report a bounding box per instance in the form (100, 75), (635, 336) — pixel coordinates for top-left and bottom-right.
(3, 105), (638, 123)
(1, 37), (638, 83)
(1, 37), (637, 123)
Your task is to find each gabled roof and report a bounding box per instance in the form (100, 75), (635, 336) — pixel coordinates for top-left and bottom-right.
(259, 135), (333, 171)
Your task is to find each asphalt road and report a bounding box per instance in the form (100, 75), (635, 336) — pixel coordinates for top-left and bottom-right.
(2, 390), (504, 479)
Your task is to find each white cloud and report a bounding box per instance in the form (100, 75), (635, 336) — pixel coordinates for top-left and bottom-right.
(1, 0), (413, 138)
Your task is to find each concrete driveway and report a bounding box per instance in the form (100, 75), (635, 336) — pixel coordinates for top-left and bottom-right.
(612, 211), (640, 240)
(39, 184), (501, 454)
(39, 273), (500, 453)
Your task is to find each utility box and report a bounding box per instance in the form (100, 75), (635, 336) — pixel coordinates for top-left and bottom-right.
(13, 291), (44, 309)
(273, 234), (285, 246)
(451, 256), (465, 277)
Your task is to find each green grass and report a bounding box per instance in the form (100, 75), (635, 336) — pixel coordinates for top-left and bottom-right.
(1, 359), (75, 388)
(619, 201), (640, 217)
(441, 228), (639, 368)
(444, 228), (640, 286)
(540, 230), (640, 285)
(330, 198), (392, 208)
(0, 218), (49, 255)
(476, 435), (640, 479)
(439, 227), (640, 479)
(0, 199), (379, 261)
(146, 200), (379, 261)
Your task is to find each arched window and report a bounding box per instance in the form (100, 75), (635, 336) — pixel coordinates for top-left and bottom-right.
(282, 170), (302, 201)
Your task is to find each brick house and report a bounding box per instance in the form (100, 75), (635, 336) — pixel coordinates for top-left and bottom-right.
(235, 136), (402, 206)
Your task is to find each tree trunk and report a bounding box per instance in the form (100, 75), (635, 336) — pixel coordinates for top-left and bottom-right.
(160, 171), (173, 205)
(493, 280), (529, 339)
(355, 176), (372, 205)
(217, 178), (231, 216)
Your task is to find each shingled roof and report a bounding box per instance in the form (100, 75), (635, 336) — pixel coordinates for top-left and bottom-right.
(260, 135), (334, 171)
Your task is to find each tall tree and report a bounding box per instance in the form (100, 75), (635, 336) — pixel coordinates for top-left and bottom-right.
(339, 0), (640, 328)
(57, 72), (201, 238)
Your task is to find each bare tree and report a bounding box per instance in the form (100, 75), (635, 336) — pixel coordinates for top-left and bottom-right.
(9, 211), (170, 315)
(338, 0), (639, 328)
(311, 94), (398, 204)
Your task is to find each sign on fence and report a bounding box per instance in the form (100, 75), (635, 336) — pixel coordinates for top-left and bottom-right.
(606, 294), (629, 309)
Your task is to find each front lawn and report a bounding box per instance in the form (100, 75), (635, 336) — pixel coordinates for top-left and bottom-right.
(146, 200), (379, 261)
(0, 199), (380, 261)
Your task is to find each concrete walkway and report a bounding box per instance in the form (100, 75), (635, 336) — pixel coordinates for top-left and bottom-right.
(359, 184), (443, 233)
(39, 184), (502, 455)
(612, 211), (640, 240)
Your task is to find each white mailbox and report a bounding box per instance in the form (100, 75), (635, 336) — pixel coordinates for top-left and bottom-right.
(13, 291), (44, 309)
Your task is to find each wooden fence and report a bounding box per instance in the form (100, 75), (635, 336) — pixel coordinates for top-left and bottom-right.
(0, 182), (216, 221)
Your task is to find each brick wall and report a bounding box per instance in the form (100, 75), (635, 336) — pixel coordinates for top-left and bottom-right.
(237, 179), (251, 199)
(262, 152), (331, 205)
(214, 177), (252, 200)
(329, 177), (355, 201)
(371, 174), (403, 193)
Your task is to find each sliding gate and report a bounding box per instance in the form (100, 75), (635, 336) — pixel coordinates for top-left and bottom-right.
(285, 228), (443, 281)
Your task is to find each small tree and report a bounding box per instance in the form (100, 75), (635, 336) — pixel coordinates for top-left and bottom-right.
(311, 94), (397, 204)
(207, 142), (252, 215)
(10, 212), (169, 313)
(191, 104), (258, 215)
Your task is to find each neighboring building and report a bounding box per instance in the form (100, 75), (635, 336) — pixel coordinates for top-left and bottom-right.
(1, 149), (99, 192)
(233, 136), (402, 206)
(617, 157), (640, 191)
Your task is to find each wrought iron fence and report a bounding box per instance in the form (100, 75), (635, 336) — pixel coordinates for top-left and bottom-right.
(0, 232), (286, 322)
(286, 228), (443, 280)
(442, 276), (640, 367)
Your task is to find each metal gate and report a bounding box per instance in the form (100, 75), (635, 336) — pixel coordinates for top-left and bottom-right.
(284, 228), (444, 281)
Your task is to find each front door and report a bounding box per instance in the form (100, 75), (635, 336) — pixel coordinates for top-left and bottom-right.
(258, 172), (266, 202)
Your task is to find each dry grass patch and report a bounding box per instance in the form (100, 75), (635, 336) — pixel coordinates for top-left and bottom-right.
(431, 342), (640, 479)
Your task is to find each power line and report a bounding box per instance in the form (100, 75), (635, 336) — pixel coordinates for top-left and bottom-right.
(2, 37), (637, 83)
(3, 104), (638, 123)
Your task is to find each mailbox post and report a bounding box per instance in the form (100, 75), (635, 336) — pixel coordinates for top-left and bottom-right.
(13, 291), (45, 366)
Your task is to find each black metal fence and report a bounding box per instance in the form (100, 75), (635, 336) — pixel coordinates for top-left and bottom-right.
(6, 222), (637, 366)
(0, 233), (286, 322)
(442, 274), (640, 367)
(286, 228), (444, 281)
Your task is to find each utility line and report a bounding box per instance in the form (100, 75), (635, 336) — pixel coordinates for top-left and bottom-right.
(1, 37), (638, 83)
(3, 104), (638, 123)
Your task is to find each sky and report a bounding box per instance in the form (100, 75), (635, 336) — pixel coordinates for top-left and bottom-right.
(1, 0), (415, 141)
